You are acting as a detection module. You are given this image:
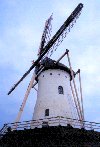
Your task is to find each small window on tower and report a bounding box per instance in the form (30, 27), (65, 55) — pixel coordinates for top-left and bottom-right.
(45, 109), (49, 116)
(58, 86), (64, 94)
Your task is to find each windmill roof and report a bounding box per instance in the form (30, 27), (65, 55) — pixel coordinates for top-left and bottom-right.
(42, 57), (71, 73)
(35, 57), (74, 80)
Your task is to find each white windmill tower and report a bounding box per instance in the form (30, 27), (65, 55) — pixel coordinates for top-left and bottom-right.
(8, 3), (84, 129)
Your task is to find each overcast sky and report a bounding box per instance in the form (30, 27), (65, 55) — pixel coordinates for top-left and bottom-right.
(0, 0), (100, 128)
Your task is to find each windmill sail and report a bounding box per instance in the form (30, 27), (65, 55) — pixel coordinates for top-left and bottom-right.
(38, 14), (53, 57)
(8, 3), (83, 95)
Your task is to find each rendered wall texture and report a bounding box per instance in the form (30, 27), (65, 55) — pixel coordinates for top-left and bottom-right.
(33, 69), (78, 122)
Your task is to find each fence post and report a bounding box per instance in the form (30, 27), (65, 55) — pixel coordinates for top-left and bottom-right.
(90, 122), (93, 130)
(59, 116), (61, 126)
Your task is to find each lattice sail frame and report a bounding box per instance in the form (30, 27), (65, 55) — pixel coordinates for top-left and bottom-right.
(47, 11), (82, 57)
(38, 14), (53, 57)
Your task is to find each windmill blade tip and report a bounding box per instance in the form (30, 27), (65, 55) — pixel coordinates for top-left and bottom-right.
(7, 92), (10, 95)
(79, 3), (84, 7)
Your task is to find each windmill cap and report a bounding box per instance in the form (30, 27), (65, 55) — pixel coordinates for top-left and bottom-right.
(35, 57), (75, 80)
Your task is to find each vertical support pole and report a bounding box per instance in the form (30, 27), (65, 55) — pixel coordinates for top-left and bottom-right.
(70, 81), (80, 120)
(13, 72), (36, 130)
(66, 49), (82, 121)
(78, 69), (85, 127)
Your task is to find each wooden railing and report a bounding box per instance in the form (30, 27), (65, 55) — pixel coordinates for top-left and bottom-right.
(0, 116), (100, 136)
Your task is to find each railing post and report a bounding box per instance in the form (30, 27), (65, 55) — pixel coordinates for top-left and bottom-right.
(0, 124), (7, 135)
(59, 116), (61, 126)
(90, 122), (93, 130)
(36, 120), (39, 128)
(25, 122), (28, 129)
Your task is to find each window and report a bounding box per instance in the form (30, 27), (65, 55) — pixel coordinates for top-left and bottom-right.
(58, 86), (64, 94)
(45, 109), (49, 116)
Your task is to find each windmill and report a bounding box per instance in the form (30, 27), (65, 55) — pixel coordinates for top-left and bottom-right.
(8, 3), (84, 128)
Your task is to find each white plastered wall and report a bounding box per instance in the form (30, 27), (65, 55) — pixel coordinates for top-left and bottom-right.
(32, 69), (75, 121)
